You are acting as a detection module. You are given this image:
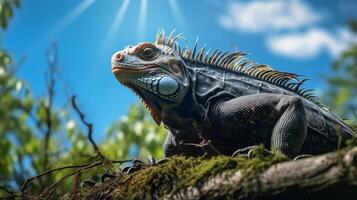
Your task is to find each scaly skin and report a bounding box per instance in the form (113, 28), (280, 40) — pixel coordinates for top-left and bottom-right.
(111, 30), (354, 159)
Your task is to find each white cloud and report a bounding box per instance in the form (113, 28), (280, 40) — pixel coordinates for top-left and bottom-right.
(266, 28), (357, 59)
(219, 0), (357, 59)
(220, 0), (321, 33)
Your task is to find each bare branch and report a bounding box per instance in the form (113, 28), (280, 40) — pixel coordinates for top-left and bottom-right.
(37, 161), (102, 199)
(43, 42), (57, 185)
(71, 95), (102, 157)
(0, 185), (13, 195)
(20, 159), (133, 196)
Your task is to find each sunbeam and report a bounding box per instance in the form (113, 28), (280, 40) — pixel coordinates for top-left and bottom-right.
(49, 0), (96, 37)
(102, 0), (131, 50)
(22, 0), (96, 56)
(168, 0), (186, 29)
(137, 0), (148, 40)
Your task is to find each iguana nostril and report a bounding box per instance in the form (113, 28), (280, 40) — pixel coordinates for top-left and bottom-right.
(114, 52), (124, 62)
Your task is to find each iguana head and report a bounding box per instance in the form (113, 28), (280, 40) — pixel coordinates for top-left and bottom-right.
(111, 31), (190, 125)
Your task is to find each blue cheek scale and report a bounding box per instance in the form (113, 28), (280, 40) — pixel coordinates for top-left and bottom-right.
(158, 76), (179, 96)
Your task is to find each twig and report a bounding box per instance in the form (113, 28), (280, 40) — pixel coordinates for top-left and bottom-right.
(21, 161), (99, 193)
(20, 159), (133, 195)
(37, 161), (102, 199)
(36, 159), (133, 199)
(71, 172), (81, 199)
(43, 43), (57, 184)
(71, 95), (102, 157)
(0, 185), (16, 200)
(0, 185), (13, 195)
(182, 139), (220, 156)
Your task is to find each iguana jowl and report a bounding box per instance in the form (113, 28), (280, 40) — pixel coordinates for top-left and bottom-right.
(111, 30), (354, 158)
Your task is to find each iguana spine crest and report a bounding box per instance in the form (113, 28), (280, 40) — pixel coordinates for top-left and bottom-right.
(155, 29), (327, 109)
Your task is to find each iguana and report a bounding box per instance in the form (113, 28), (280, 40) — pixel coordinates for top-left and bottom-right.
(111, 30), (355, 159)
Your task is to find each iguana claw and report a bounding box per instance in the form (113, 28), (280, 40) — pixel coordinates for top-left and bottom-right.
(101, 173), (117, 182)
(232, 146), (272, 159)
(121, 157), (168, 174)
(81, 180), (97, 188)
(293, 154), (312, 160)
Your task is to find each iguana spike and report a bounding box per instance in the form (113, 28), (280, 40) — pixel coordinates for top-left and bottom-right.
(184, 48), (191, 59)
(171, 33), (184, 46)
(215, 51), (230, 66)
(196, 45), (206, 62)
(246, 65), (260, 76)
(155, 28), (162, 45)
(173, 41), (178, 51)
(262, 71), (275, 80)
(223, 53), (241, 68)
(219, 52), (237, 67)
(208, 49), (219, 64)
(236, 61), (250, 71)
(191, 37), (199, 60)
(268, 72), (283, 82)
(210, 50), (223, 65)
(161, 30), (166, 45)
(178, 45), (182, 57)
(167, 29), (176, 47)
(203, 49), (211, 64)
(295, 79), (309, 92)
(257, 69), (273, 79)
(273, 74), (284, 82)
(300, 89), (314, 96)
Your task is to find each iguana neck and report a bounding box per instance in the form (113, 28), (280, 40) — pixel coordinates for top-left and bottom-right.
(161, 87), (205, 132)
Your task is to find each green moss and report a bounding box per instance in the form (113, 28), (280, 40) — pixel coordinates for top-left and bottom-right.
(346, 137), (357, 147)
(107, 146), (288, 200)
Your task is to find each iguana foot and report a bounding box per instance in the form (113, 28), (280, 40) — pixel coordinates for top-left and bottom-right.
(232, 146), (272, 159)
(121, 156), (169, 174)
(148, 156), (169, 165)
(101, 173), (117, 182)
(121, 159), (147, 174)
(293, 154), (312, 160)
(81, 180), (97, 188)
(81, 173), (118, 188)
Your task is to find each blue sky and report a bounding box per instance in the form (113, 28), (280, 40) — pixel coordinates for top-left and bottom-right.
(3, 0), (357, 141)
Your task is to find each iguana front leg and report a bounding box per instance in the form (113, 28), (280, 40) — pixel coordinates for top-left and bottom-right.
(209, 93), (307, 158)
(163, 131), (207, 157)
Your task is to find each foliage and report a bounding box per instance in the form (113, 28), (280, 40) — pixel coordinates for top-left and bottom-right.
(0, 1), (166, 198)
(0, 0), (20, 29)
(103, 104), (166, 160)
(323, 21), (357, 120)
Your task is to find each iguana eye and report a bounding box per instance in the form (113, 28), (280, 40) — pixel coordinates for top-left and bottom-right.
(140, 46), (157, 60)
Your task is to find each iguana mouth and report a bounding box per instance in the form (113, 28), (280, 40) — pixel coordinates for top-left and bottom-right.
(112, 62), (159, 74)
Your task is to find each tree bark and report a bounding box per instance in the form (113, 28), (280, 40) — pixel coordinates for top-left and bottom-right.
(167, 147), (357, 200)
(79, 147), (357, 200)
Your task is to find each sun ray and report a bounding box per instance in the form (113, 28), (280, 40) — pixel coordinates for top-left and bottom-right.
(22, 0), (96, 56)
(168, 0), (186, 29)
(137, 0), (148, 40)
(50, 0), (96, 37)
(102, 0), (131, 50)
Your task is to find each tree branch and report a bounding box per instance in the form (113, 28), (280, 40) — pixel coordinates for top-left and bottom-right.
(71, 95), (102, 157)
(81, 147), (357, 200)
(168, 147), (357, 199)
(43, 42), (57, 185)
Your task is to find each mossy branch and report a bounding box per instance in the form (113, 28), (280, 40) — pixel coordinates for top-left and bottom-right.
(73, 147), (357, 200)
